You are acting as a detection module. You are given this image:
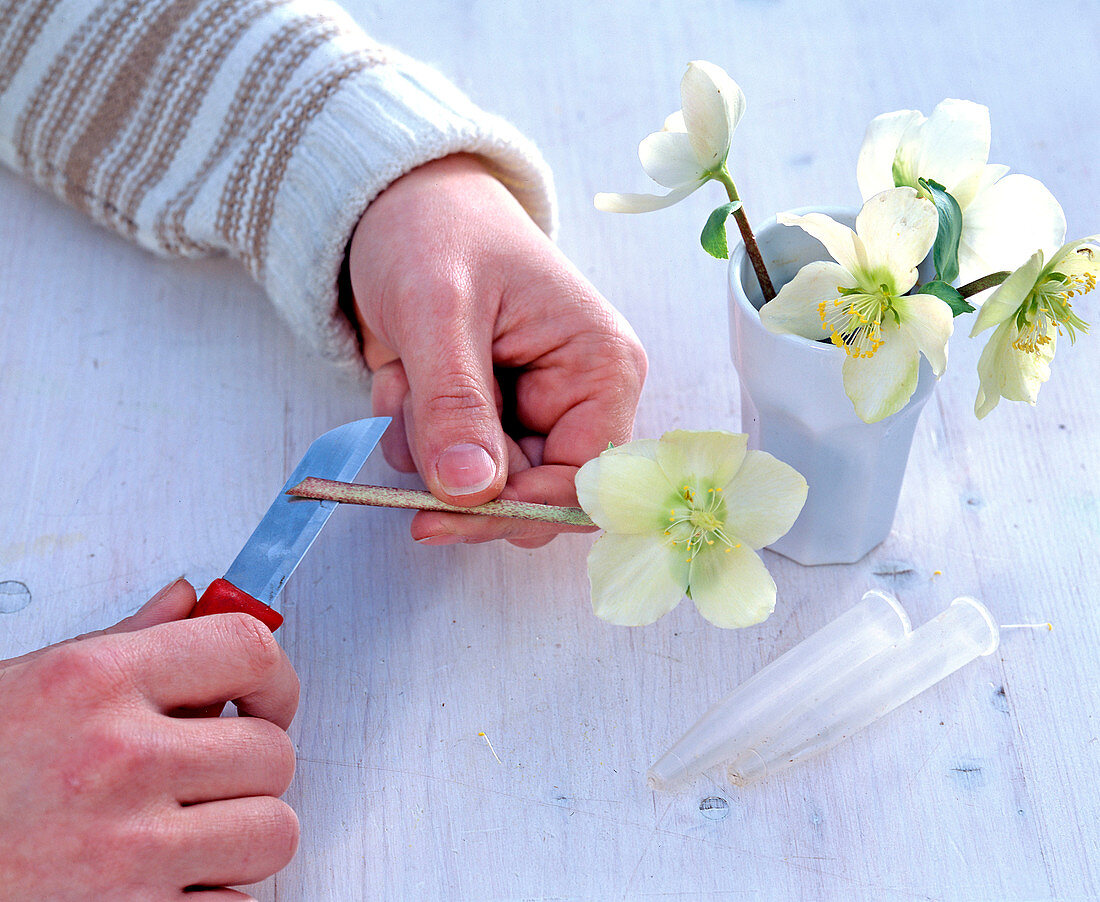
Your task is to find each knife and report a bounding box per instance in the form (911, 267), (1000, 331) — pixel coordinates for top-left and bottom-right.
(188, 417), (390, 631)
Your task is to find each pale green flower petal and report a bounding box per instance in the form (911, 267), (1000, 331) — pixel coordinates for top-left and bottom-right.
(603, 437), (661, 461)
(970, 251), (1046, 336)
(594, 183), (701, 213)
(974, 163), (1011, 194)
(578, 430), (801, 630)
(997, 327), (1056, 403)
(778, 211), (866, 275)
(974, 318), (1056, 418)
(1049, 236), (1100, 279)
(656, 430), (748, 490)
(587, 533), (689, 626)
(760, 260), (857, 339)
(680, 60), (744, 169)
(969, 234), (1093, 418)
(855, 188), (938, 292)
(974, 378), (997, 420)
(721, 450), (808, 549)
(858, 100), (995, 213)
(952, 162), (1010, 211)
(663, 109), (687, 133)
(639, 130), (708, 188)
(857, 109), (922, 199)
(897, 99), (990, 196)
(958, 173), (1067, 284)
(895, 293), (954, 375)
(687, 544), (776, 629)
(842, 321), (920, 423)
(575, 453), (674, 533)
(776, 191), (954, 424)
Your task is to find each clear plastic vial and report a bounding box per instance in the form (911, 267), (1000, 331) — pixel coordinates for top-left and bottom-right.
(726, 597), (999, 786)
(647, 590), (912, 790)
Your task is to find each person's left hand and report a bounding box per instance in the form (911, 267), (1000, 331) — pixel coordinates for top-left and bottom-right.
(348, 153), (647, 548)
(0, 579), (300, 899)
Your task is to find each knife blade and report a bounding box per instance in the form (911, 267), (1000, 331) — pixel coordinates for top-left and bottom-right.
(188, 417), (390, 631)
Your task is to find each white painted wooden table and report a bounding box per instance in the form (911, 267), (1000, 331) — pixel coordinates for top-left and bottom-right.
(2, 1), (1098, 899)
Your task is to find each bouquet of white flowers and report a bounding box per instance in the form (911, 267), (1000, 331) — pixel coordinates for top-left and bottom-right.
(597, 61), (1097, 423)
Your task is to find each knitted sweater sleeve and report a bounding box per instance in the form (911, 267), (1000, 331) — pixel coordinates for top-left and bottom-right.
(0, 0), (556, 375)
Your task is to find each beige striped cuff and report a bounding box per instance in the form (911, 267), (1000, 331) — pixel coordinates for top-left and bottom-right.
(0, 0), (556, 376)
(257, 48), (557, 377)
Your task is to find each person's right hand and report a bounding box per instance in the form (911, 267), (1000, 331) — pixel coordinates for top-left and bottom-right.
(0, 579), (301, 901)
(349, 153), (648, 548)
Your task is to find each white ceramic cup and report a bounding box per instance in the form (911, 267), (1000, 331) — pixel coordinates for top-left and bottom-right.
(728, 208), (936, 565)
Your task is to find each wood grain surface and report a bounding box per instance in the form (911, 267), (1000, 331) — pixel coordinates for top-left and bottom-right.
(1, 1), (1097, 899)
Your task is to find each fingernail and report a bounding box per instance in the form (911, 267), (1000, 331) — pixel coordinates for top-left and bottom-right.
(150, 576), (186, 602)
(435, 443), (496, 496)
(415, 534), (462, 546)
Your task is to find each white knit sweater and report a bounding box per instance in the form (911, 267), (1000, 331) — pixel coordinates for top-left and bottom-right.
(0, 0), (556, 375)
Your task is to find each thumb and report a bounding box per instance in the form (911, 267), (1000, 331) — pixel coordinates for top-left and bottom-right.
(104, 578), (198, 634)
(401, 314), (507, 505)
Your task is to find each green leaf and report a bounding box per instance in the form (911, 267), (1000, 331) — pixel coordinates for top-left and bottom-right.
(918, 177), (962, 284)
(700, 201), (742, 260)
(919, 279), (974, 317)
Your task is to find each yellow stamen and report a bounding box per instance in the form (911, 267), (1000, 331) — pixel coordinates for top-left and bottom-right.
(819, 287), (891, 359)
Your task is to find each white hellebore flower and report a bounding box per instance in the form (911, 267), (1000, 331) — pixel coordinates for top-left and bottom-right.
(575, 431), (806, 629)
(970, 237), (1098, 418)
(857, 98), (1066, 284)
(594, 60), (745, 213)
(760, 188), (954, 424)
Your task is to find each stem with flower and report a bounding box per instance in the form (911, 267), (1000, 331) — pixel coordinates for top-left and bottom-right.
(760, 188), (954, 424)
(594, 60), (775, 301)
(968, 238), (1097, 417)
(575, 431), (806, 628)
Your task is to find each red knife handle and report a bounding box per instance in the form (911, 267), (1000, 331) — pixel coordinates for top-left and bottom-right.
(189, 578), (284, 632)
